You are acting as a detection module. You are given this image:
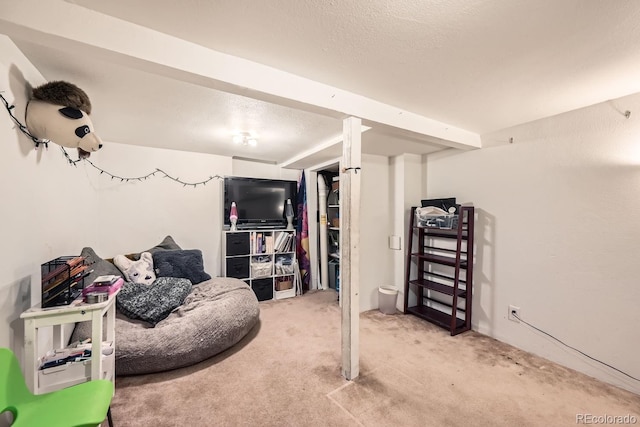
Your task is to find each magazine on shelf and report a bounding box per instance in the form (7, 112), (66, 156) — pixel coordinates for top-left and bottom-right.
(92, 275), (120, 286)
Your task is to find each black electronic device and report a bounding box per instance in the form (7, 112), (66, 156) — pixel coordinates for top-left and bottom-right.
(224, 176), (298, 229)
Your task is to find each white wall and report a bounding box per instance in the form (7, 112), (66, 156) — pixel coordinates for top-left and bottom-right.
(0, 37), (300, 369)
(0, 35), (47, 372)
(424, 92), (640, 394)
(359, 154), (394, 311)
(390, 154), (424, 311)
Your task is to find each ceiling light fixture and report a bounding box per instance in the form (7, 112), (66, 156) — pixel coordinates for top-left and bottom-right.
(232, 132), (258, 147)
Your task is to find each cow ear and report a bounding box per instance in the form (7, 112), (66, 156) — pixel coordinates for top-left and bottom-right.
(58, 107), (84, 119)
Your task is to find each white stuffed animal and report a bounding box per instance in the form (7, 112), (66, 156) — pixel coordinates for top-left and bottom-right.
(114, 252), (156, 286)
(25, 81), (103, 159)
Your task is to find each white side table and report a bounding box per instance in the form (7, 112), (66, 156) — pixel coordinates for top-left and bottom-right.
(20, 289), (119, 394)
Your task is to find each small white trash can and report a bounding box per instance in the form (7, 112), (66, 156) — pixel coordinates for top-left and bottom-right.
(378, 286), (399, 314)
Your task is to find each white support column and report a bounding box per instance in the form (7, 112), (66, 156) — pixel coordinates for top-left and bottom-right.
(341, 117), (361, 380)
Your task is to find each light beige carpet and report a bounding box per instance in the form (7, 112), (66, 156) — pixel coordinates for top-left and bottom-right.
(110, 290), (640, 426)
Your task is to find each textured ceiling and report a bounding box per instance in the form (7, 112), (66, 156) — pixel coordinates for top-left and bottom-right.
(3, 0), (640, 166)
(73, 0), (640, 133)
(13, 40), (344, 163)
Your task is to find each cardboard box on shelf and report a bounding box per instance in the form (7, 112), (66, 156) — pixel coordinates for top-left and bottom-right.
(275, 278), (293, 291)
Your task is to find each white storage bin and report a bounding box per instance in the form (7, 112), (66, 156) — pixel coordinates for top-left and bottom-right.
(251, 258), (272, 278)
(415, 208), (458, 229)
(278, 265), (294, 274)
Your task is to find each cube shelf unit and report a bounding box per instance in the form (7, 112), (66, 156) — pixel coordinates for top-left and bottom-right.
(404, 206), (475, 335)
(223, 229), (297, 301)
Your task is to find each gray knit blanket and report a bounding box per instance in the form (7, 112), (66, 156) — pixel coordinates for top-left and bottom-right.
(116, 277), (192, 327)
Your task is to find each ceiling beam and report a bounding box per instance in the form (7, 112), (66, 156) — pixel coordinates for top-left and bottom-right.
(279, 126), (371, 169)
(0, 0), (481, 150)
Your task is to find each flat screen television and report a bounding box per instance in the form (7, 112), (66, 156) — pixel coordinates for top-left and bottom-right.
(223, 176), (298, 229)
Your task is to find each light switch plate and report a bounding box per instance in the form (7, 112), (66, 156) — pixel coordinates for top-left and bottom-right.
(389, 235), (401, 250)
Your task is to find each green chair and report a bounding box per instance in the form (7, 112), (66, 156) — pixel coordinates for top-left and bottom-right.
(0, 347), (114, 427)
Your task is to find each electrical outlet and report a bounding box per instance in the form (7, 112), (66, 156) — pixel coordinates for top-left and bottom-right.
(508, 305), (520, 322)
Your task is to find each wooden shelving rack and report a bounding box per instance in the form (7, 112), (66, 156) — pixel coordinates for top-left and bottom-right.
(404, 206), (475, 335)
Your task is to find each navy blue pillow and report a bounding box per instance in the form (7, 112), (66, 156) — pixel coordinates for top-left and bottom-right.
(152, 249), (211, 285)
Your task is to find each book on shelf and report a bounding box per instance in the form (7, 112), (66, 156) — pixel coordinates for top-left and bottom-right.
(82, 277), (124, 297)
(284, 234), (294, 252)
(274, 232), (286, 252)
(275, 231), (295, 252)
(92, 275), (120, 286)
(39, 348), (91, 370)
(265, 234), (274, 253)
(256, 233), (263, 253)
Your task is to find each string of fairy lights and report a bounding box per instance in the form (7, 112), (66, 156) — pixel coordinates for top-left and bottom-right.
(2, 92), (365, 185)
(0, 92), (48, 148)
(1, 92), (222, 188)
(84, 159), (223, 187)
